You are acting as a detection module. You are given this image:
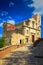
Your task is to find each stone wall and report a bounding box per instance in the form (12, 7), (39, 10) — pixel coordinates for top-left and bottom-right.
(0, 44), (26, 58)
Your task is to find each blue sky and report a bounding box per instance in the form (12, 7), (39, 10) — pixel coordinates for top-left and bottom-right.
(0, 0), (43, 37)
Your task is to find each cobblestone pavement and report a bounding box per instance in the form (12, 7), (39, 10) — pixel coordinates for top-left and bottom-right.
(0, 45), (37, 65)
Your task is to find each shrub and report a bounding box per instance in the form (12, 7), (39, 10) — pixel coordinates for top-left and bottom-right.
(0, 37), (5, 48)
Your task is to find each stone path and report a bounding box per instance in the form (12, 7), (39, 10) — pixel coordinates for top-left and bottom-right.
(0, 45), (37, 65)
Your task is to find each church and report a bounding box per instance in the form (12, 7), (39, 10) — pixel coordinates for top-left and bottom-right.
(3, 14), (41, 46)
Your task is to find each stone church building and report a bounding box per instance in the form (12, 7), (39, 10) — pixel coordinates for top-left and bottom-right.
(3, 14), (41, 45)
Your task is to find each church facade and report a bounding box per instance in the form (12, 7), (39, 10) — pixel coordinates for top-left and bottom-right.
(3, 14), (41, 46)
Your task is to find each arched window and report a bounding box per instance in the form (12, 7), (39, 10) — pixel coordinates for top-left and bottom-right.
(32, 21), (34, 28)
(25, 20), (30, 25)
(27, 30), (28, 34)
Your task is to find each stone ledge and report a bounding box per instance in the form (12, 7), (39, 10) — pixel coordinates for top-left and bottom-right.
(0, 44), (26, 58)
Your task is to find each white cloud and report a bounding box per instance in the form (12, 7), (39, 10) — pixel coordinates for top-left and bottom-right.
(0, 34), (2, 37)
(0, 23), (3, 27)
(7, 20), (15, 24)
(28, 0), (43, 15)
(0, 20), (15, 27)
(1, 11), (8, 16)
(8, 16), (12, 19)
(9, 2), (14, 7)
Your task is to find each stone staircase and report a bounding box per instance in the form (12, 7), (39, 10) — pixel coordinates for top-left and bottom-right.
(0, 44), (37, 65)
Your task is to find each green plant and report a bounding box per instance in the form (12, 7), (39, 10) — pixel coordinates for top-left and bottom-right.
(0, 37), (5, 48)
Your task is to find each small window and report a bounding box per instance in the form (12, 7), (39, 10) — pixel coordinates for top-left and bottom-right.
(32, 35), (34, 42)
(20, 40), (22, 44)
(26, 38), (28, 43)
(27, 30), (28, 34)
(32, 21), (34, 28)
(36, 23), (37, 25)
(25, 20), (29, 25)
(39, 19), (40, 23)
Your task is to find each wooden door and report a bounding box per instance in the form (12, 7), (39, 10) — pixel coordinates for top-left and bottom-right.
(32, 35), (34, 42)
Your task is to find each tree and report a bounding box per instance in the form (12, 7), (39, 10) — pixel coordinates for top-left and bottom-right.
(0, 37), (5, 48)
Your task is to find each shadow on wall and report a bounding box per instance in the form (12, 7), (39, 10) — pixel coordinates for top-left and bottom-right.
(33, 38), (43, 47)
(2, 51), (36, 65)
(33, 38), (43, 65)
(1, 38), (43, 65)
